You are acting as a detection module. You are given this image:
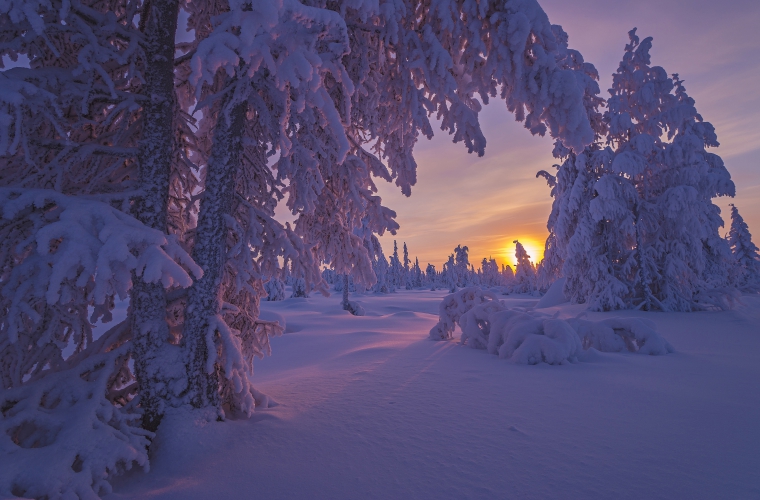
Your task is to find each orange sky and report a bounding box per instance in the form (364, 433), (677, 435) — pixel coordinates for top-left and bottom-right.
(378, 0), (760, 271)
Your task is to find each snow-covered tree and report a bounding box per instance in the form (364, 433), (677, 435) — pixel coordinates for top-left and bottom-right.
(481, 257), (502, 287)
(512, 240), (537, 293)
(373, 252), (391, 294)
(291, 278), (308, 298)
(443, 254), (457, 292)
(403, 242), (412, 289)
(426, 263), (438, 291)
(540, 29), (736, 311)
(365, 232), (391, 294)
(602, 30), (734, 310)
(0, 188), (201, 496)
(0, 0), (599, 495)
(412, 257), (423, 288)
(453, 245), (472, 287)
(388, 240), (403, 291)
(535, 25), (609, 305)
(728, 205), (760, 293)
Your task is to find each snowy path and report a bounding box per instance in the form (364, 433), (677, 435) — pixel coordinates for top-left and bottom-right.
(109, 291), (760, 499)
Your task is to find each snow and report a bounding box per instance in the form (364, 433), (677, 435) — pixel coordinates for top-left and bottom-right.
(535, 276), (569, 308)
(107, 289), (760, 499)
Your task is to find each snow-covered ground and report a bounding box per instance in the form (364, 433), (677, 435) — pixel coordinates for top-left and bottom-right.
(109, 290), (760, 499)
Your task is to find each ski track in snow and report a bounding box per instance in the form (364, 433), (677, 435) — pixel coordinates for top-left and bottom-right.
(108, 291), (760, 500)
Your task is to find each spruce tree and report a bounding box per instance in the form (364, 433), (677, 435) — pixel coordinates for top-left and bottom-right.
(728, 205), (760, 292)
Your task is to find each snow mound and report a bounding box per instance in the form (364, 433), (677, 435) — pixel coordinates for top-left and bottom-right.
(535, 277), (569, 308)
(432, 287), (674, 364)
(344, 301), (365, 317)
(259, 310), (286, 331)
(568, 317), (675, 355)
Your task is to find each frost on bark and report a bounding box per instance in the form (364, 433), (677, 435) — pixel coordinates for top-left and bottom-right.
(130, 0), (181, 432)
(182, 98), (247, 413)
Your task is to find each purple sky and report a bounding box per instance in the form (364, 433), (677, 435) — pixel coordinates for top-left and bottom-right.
(378, 0), (760, 268)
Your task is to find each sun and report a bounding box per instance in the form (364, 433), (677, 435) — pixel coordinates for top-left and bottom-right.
(501, 238), (544, 269)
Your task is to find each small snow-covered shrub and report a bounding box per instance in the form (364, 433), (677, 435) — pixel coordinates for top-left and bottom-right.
(344, 301), (365, 317)
(428, 287), (500, 341)
(431, 287), (674, 364)
(291, 278), (308, 298)
(265, 278), (285, 302)
(333, 275), (356, 293)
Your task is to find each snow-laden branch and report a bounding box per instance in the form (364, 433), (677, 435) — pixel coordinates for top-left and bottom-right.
(0, 320), (150, 499)
(0, 188), (202, 346)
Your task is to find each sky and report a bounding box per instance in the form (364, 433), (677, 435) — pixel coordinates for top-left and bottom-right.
(377, 0), (760, 269)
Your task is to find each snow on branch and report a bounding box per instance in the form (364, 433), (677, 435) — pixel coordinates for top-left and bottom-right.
(430, 287), (674, 364)
(1, 188), (200, 308)
(0, 321), (150, 499)
(0, 188), (202, 386)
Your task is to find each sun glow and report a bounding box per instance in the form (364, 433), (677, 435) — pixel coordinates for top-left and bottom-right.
(501, 238), (544, 269)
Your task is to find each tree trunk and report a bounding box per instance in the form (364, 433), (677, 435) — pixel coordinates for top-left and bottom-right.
(342, 275), (350, 310)
(130, 0), (180, 433)
(182, 98), (248, 411)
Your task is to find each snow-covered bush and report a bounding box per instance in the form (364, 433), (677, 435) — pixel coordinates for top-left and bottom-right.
(265, 278), (286, 302)
(431, 287), (674, 364)
(291, 278), (308, 299)
(486, 310), (583, 364)
(343, 301), (365, 317)
(429, 287), (501, 341)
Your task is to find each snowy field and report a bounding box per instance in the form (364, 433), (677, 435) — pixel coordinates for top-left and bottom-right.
(109, 290), (760, 499)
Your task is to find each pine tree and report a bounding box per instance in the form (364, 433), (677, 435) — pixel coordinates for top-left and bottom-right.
(403, 242), (412, 289)
(513, 241), (537, 293)
(541, 28), (736, 311)
(454, 245), (471, 287)
(426, 264), (438, 291)
(388, 240), (402, 291)
(413, 257), (423, 288)
(601, 30), (735, 310)
(481, 258), (502, 287)
(728, 205), (760, 292)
